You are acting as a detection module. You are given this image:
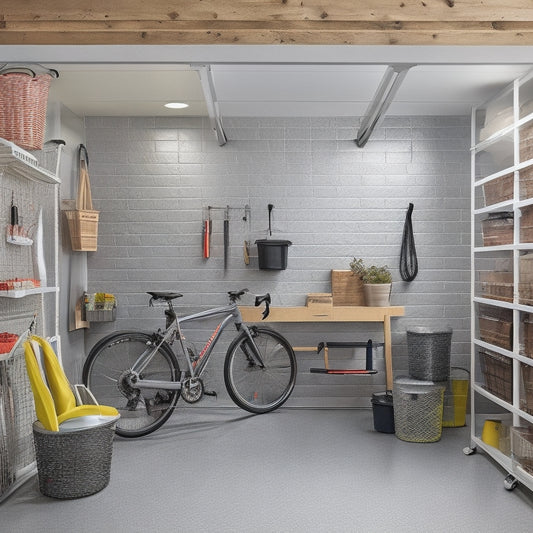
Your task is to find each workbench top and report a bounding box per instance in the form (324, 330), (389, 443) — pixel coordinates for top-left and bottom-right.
(239, 305), (405, 323)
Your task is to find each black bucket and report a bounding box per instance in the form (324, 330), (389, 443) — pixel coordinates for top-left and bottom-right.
(371, 392), (395, 434)
(255, 239), (292, 270)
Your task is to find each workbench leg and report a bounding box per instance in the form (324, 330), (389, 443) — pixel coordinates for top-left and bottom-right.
(383, 316), (393, 391)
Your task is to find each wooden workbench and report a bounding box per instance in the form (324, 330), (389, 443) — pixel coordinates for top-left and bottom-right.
(239, 305), (405, 391)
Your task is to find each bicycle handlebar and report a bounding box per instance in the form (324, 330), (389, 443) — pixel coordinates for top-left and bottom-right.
(255, 293), (271, 320)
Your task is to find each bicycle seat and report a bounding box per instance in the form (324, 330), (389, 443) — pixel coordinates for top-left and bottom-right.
(228, 289), (249, 302)
(147, 291), (183, 301)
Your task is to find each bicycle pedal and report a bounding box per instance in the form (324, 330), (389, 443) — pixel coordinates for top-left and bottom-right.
(204, 390), (217, 398)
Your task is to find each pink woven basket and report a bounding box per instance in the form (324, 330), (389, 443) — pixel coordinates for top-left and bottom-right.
(0, 67), (56, 150)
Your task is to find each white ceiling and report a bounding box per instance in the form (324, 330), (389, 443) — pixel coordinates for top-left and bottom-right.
(46, 62), (533, 120)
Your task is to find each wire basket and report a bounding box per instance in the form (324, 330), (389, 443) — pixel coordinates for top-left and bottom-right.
(0, 65), (57, 150)
(479, 350), (513, 403)
(393, 377), (445, 443)
(511, 426), (533, 476)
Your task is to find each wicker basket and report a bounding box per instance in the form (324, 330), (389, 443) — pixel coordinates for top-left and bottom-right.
(33, 419), (116, 499)
(479, 350), (513, 403)
(0, 66), (56, 150)
(481, 212), (514, 247)
(483, 172), (513, 206)
(479, 271), (513, 303)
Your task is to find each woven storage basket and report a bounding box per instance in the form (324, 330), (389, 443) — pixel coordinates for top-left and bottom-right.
(407, 327), (452, 382)
(479, 350), (512, 403)
(483, 172), (513, 207)
(481, 212), (514, 247)
(33, 419), (116, 499)
(479, 271), (513, 303)
(0, 67), (56, 150)
(393, 377), (445, 443)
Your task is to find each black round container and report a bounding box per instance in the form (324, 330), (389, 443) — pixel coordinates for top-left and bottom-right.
(255, 239), (292, 270)
(371, 392), (395, 434)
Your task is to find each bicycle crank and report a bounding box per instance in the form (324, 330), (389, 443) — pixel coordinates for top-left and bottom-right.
(181, 377), (204, 403)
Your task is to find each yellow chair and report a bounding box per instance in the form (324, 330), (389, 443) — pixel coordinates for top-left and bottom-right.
(23, 335), (119, 431)
(23, 335), (120, 498)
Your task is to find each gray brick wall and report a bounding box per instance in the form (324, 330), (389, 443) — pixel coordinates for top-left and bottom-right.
(84, 115), (470, 408)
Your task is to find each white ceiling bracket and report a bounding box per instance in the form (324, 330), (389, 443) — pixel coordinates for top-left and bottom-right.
(192, 63), (227, 146)
(355, 64), (414, 148)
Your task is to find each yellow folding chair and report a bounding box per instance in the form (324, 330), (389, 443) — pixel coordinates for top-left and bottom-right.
(23, 335), (118, 431)
(23, 335), (120, 498)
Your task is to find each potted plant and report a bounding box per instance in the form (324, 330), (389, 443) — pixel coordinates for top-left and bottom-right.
(350, 258), (392, 306)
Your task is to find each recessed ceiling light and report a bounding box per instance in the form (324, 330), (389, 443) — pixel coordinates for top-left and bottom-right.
(164, 102), (189, 109)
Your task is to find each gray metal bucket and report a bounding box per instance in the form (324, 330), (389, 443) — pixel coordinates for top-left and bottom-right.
(407, 327), (452, 382)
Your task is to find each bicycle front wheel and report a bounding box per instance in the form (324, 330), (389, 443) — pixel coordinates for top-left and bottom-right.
(82, 331), (180, 438)
(224, 327), (296, 414)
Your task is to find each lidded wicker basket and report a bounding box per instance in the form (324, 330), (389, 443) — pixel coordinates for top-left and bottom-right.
(0, 64), (58, 150)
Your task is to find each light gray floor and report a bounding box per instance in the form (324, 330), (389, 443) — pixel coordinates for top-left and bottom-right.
(2, 408), (533, 532)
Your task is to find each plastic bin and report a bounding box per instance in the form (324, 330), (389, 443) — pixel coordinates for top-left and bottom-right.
(371, 392), (395, 433)
(442, 367), (469, 428)
(407, 327), (452, 382)
(255, 239), (292, 270)
(393, 377), (445, 443)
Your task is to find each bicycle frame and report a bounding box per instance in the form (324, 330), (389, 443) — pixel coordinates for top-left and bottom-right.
(129, 301), (264, 392)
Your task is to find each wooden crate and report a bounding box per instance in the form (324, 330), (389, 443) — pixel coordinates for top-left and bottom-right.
(306, 293), (333, 313)
(480, 271), (513, 302)
(481, 212), (513, 246)
(331, 270), (364, 306)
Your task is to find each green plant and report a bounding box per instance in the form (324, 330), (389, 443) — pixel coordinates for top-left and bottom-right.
(349, 258), (392, 284)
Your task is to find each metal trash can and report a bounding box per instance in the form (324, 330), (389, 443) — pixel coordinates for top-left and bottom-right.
(393, 377), (445, 443)
(407, 327), (452, 382)
(33, 418), (116, 499)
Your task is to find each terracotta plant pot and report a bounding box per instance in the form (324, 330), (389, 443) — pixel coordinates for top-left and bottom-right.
(363, 283), (391, 307)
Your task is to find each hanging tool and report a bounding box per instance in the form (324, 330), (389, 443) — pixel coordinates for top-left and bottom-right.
(243, 204), (251, 265)
(203, 207), (211, 259)
(224, 206), (229, 270)
(400, 203), (418, 282)
(267, 203), (274, 237)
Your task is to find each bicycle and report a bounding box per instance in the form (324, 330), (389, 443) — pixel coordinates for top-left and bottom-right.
(82, 289), (297, 438)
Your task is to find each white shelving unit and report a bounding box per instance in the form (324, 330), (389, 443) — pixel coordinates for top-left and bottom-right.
(469, 70), (533, 492)
(0, 138), (62, 502)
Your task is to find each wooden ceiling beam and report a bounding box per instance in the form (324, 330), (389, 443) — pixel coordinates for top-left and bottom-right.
(2, 1), (533, 45)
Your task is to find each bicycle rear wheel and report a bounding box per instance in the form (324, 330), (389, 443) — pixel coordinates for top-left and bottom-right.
(82, 331), (180, 438)
(224, 327), (296, 413)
